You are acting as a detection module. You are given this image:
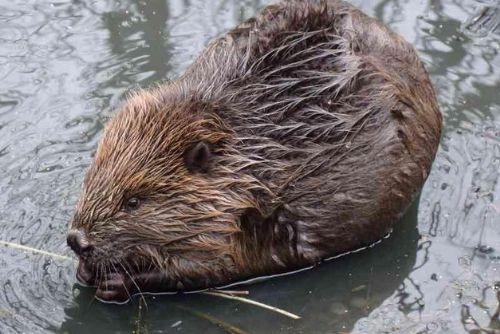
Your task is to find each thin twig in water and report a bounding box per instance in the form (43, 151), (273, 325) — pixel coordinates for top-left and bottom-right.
(134, 297), (147, 334)
(0, 240), (73, 261)
(202, 291), (301, 320)
(175, 304), (248, 334)
(209, 289), (249, 296)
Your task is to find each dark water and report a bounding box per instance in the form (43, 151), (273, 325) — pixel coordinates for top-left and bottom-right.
(0, 0), (499, 333)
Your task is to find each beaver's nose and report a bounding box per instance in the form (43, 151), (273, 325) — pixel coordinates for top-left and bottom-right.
(67, 229), (93, 256)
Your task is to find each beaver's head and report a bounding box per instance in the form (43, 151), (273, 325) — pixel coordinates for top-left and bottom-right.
(67, 90), (268, 302)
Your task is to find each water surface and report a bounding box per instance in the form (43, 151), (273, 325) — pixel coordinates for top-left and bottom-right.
(0, 0), (499, 333)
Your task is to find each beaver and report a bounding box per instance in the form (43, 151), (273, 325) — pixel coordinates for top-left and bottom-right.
(67, 0), (441, 302)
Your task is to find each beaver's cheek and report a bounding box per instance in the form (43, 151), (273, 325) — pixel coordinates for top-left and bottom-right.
(95, 272), (130, 303)
(75, 260), (95, 286)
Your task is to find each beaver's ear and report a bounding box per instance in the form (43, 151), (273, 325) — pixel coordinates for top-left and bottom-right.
(184, 141), (212, 173)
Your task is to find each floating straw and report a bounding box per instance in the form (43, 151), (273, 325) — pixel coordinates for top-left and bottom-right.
(0, 240), (73, 261)
(202, 291), (301, 320)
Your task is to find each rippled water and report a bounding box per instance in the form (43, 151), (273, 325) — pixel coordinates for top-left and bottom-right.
(0, 0), (499, 333)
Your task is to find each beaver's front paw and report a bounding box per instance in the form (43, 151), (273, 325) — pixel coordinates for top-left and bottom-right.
(95, 272), (131, 303)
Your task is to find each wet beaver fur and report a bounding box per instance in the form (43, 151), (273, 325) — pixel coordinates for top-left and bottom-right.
(67, 0), (441, 302)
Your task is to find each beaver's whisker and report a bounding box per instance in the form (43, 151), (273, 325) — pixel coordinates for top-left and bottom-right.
(104, 262), (110, 292)
(120, 261), (139, 293)
(111, 261), (133, 302)
(93, 262), (103, 302)
(120, 261), (148, 308)
(97, 263), (102, 287)
(148, 259), (155, 272)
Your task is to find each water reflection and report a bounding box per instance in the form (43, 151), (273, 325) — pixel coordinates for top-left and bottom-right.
(99, 0), (172, 88)
(0, 0), (499, 333)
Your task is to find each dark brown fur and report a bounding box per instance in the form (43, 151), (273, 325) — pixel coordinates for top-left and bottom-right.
(68, 0), (441, 302)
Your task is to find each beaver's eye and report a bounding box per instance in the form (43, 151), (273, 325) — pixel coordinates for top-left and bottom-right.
(125, 197), (141, 210)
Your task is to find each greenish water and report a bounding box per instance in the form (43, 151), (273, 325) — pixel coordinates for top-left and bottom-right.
(0, 0), (499, 333)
